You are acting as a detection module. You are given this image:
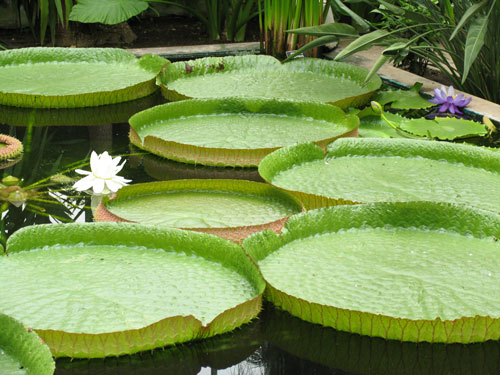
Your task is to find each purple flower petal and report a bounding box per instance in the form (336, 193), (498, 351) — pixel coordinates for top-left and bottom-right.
(439, 102), (450, 112)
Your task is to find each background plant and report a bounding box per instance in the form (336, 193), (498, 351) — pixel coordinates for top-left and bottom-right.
(287, 0), (500, 104)
(69, 0), (259, 42)
(13, 0), (73, 45)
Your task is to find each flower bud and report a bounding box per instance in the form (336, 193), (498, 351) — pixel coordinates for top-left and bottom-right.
(370, 101), (383, 115)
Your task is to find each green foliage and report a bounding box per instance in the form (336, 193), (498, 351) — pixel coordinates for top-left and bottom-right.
(14, 0), (73, 45)
(69, 0), (258, 42)
(287, 0), (500, 103)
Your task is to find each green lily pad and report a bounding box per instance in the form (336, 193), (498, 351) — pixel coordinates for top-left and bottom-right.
(96, 179), (303, 243)
(371, 83), (433, 110)
(0, 134), (23, 160)
(129, 98), (359, 167)
(0, 48), (167, 108)
(0, 314), (55, 375)
(244, 202), (500, 343)
(258, 138), (500, 210)
(0, 223), (265, 358)
(157, 55), (381, 109)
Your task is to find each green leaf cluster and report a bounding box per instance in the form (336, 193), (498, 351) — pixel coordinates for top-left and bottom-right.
(285, 0), (500, 103)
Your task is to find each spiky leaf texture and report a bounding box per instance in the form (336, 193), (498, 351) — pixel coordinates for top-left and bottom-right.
(157, 55), (381, 109)
(0, 48), (167, 108)
(244, 202), (500, 343)
(96, 179), (304, 243)
(0, 313), (55, 375)
(258, 138), (500, 210)
(1, 223), (265, 358)
(129, 97), (359, 167)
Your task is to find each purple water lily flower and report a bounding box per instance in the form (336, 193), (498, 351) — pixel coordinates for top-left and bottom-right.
(429, 85), (471, 114)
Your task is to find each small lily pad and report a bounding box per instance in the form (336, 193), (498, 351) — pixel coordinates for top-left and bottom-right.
(258, 138), (500, 210)
(371, 83), (433, 110)
(0, 313), (55, 375)
(0, 48), (167, 108)
(96, 179), (304, 243)
(0, 223), (265, 358)
(244, 202), (500, 343)
(157, 55), (381, 108)
(129, 98), (359, 167)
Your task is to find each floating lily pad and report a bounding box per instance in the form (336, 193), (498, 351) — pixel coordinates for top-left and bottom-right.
(258, 138), (500, 210)
(244, 202), (500, 343)
(0, 48), (167, 108)
(96, 179), (303, 243)
(371, 83), (433, 110)
(0, 93), (162, 127)
(157, 55), (381, 108)
(0, 134), (23, 160)
(129, 98), (359, 167)
(0, 314), (55, 375)
(360, 112), (487, 140)
(0, 223), (265, 358)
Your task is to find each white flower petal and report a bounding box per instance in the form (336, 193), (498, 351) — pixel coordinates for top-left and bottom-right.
(105, 179), (126, 193)
(73, 175), (95, 191)
(92, 178), (106, 194)
(74, 168), (91, 176)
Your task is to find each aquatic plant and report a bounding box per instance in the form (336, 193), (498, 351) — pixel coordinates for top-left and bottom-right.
(429, 85), (472, 115)
(0, 134), (23, 161)
(73, 151), (131, 195)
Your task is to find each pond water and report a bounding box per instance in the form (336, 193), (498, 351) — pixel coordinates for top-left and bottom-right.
(1, 93), (500, 374)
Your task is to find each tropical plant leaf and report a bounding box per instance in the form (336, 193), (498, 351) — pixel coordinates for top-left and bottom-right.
(334, 29), (390, 61)
(462, 14), (489, 83)
(286, 22), (359, 36)
(330, 0), (371, 31)
(69, 0), (149, 25)
(0, 223), (265, 358)
(0, 313), (55, 375)
(244, 202), (500, 343)
(450, 0), (487, 40)
(258, 138), (500, 211)
(284, 35), (339, 62)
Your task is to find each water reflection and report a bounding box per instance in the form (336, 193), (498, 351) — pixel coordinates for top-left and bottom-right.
(0, 93), (163, 127)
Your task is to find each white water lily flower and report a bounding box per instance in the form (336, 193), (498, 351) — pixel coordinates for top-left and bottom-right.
(73, 151), (131, 195)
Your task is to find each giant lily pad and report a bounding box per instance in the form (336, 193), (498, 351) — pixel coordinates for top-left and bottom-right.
(129, 98), (359, 167)
(0, 48), (167, 108)
(157, 55), (381, 109)
(95, 179), (304, 243)
(0, 314), (55, 375)
(0, 134), (23, 160)
(244, 202), (500, 343)
(258, 138), (500, 210)
(0, 223), (265, 358)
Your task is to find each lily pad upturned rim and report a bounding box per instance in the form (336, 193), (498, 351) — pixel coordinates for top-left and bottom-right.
(129, 97), (359, 167)
(0, 48), (167, 108)
(243, 202), (500, 343)
(0, 133), (23, 161)
(0, 313), (55, 375)
(4, 222), (266, 358)
(96, 179), (305, 243)
(258, 138), (500, 209)
(157, 55), (382, 108)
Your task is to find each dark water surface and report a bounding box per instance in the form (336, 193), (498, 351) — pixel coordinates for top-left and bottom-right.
(1, 94), (500, 374)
